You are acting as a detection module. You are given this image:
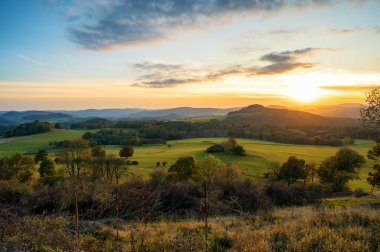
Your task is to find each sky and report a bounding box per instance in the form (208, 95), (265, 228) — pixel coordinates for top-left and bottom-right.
(0, 0), (380, 110)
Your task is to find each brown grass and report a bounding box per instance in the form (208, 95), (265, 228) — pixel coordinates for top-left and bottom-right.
(1, 205), (379, 251)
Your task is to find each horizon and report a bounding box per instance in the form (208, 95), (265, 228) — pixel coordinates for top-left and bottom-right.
(0, 102), (363, 112)
(1, 1), (380, 110)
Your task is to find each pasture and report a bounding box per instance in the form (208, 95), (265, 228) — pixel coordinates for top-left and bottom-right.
(0, 129), (92, 157)
(0, 132), (376, 190)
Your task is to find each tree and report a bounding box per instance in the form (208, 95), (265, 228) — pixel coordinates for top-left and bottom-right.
(38, 158), (55, 178)
(90, 146), (106, 179)
(230, 145), (246, 156)
(34, 149), (48, 164)
(317, 148), (364, 192)
(104, 155), (129, 239)
(306, 162), (317, 183)
(218, 163), (241, 184)
(168, 156), (196, 181)
(38, 158), (56, 186)
(365, 138), (380, 191)
(266, 161), (281, 180)
(279, 156), (307, 186)
(0, 153), (35, 183)
(105, 155), (128, 184)
(360, 87), (380, 129)
(367, 164), (380, 191)
(54, 139), (90, 241)
(360, 87), (380, 191)
(194, 155), (224, 251)
(222, 137), (237, 151)
(119, 146), (134, 159)
(54, 122), (62, 129)
(55, 139), (89, 177)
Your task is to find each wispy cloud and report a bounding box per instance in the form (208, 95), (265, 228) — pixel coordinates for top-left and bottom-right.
(329, 28), (361, 34)
(257, 48), (317, 75)
(16, 54), (44, 66)
(61, 0), (335, 50)
(320, 84), (379, 91)
(133, 48), (319, 88)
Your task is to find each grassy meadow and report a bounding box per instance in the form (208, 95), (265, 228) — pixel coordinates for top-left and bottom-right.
(0, 131), (376, 191)
(0, 129), (94, 157)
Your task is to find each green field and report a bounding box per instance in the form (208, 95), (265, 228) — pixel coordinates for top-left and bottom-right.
(0, 131), (376, 191)
(0, 129), (92, 157)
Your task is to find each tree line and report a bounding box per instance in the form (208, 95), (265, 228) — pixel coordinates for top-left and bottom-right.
(4, 121), (61, 138)
(71, 119), (371, 147)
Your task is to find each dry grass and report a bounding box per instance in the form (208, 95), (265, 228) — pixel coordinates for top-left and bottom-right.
(107, 205), (380, 252)
(1, 204), (379, 251)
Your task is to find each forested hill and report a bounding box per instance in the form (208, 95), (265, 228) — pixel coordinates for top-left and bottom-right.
(227, 104), (359, 127)
(4, 121), (57, 138)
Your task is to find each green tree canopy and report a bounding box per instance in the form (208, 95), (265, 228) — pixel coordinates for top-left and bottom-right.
(168, 156), (196, 181)
(34, 149), (48, 164)
(119, 146), (134, 159)
(317, 148), (364, 192)
(279, 156), (307, 186)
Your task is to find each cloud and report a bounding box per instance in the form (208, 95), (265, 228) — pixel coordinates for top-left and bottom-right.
(133, 48), (318, 87)
(132, 63), (245, 88)
(62, 0), (334, 50)
(329, 28), (361, 34)
(16, 54), (44, 66)
(320, 85), (379, 91)
(133, 62), (183, 71)
(257, 48), (317, 75)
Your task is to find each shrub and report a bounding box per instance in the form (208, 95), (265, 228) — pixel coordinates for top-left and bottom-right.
(266, 182), (322, 206)
(230, 145), (246, 156)
(206, 144), (225, 153)
(160, 181), (202, 217)
(217, 179), (271, 214)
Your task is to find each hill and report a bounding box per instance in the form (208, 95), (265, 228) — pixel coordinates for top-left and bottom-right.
(304, 103), (361, 118)
(227, 104), (359, 127)
(4, 121), (56, 138)
(0, 111), (73, 123)
(56, 108), (145, 118)
(22, 112), (72, 121)
(126, 107), (239, 119)
(0, 107), (239, 121)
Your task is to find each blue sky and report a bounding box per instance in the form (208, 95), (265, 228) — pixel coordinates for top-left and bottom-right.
(1, 0), (380, 109)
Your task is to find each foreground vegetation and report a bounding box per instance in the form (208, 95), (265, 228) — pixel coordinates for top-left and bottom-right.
(1, 203), (379, 251)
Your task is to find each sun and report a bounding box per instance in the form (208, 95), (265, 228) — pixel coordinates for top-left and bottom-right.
(285, 84), (324, 103)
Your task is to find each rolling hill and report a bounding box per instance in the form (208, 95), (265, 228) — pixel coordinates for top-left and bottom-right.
(227, 104), (359, 127)
(304, 103), (361, 118)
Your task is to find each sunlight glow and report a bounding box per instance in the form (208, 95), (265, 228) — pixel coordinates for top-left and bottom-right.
(285, 84), (324, 103)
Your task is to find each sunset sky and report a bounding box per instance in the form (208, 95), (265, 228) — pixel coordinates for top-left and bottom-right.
(1, 0), (380, 110)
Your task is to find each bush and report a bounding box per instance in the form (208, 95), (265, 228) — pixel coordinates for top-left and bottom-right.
(230, 145), (246, 156)
(0, 180), (31, 206)
(266, 182), (322, 206)
(160, 181), (202, 217)
(206, 144), (225, 153)
(216, 179), (271, 214)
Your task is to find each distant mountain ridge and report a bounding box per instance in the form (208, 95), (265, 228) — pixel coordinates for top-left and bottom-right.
(0, 105), (360, 127)
(0, 107), (241, 125)
(303, 103), (361, 118)
(266, 103), (362, 118)
(228, 104), (359, 127)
